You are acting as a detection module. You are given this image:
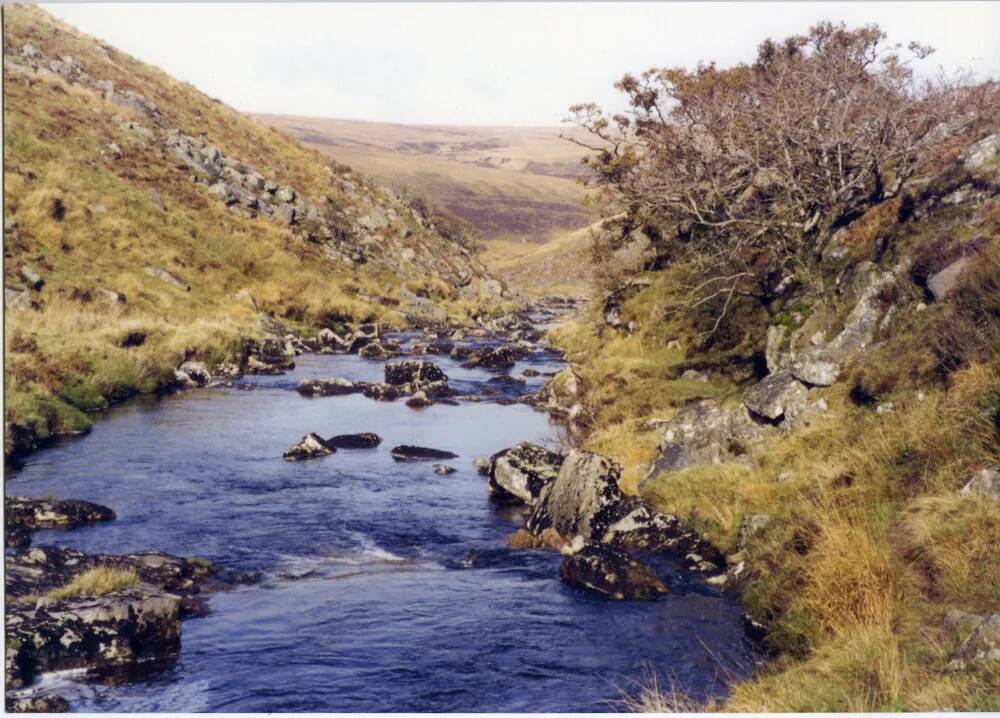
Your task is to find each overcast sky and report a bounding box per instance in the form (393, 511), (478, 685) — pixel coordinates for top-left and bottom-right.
(44, 2), (1000, 127)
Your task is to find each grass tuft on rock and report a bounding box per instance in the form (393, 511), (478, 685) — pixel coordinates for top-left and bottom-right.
(47, 566), (140, 600)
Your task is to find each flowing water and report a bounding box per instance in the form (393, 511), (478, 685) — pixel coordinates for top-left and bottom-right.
(6, 326), (757, 712)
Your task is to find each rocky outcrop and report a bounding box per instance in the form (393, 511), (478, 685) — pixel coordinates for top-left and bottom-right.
(5, 546), (227, 694)
(531, 367), (584, 418)
(488, 442), (564, 505)
(948, 613), (1000, 670)
(144, 266), (189, 291)
(743, 369), (809, 422)
(283, 433), (335, 461)
(559, 544), (668, 600)
(390, 445), (459, 462)
(327, 432), (381, 449)
(644, 400), (772, 480)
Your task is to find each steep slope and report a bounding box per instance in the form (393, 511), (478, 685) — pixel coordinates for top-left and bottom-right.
(255, 114), (591, 244)
(549, 123), (1000, 709)
(2, 5), (506, 456)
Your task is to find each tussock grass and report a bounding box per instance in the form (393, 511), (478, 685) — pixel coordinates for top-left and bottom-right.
(47, 566), (140, 600)
(549, 209), (1000, 711)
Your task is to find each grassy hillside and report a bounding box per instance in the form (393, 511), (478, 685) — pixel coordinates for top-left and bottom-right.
(478, 221), (599, 297)
(2, 4), (506, 456)
(554, 139), (1000, 711)
(254, 114), (592, 244)
(546, 23), (1000, 712)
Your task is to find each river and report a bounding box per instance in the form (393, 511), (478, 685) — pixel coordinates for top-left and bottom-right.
(6, 320), (756, 711)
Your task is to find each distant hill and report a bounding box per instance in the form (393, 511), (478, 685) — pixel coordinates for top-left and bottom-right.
(254, 114), (592, 244)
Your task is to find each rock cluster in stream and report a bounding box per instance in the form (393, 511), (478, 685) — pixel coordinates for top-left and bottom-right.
(3, 497), (251, 709)
(487, 443), (721, 600)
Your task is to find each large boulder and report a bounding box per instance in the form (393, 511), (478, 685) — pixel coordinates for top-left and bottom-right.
(743, 369), (809, 421)
(526, 451), (625, 541)
(488, 442), (564, 505)
(283, 433), (335, 461)
(384, 360), (447, 386)
(643, 400), (772, 480)
(559, 544), (668, 600)
(927, 255), (974, 301)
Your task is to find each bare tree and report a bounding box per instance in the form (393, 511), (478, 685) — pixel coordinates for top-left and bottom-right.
(568, 22), (971, 335)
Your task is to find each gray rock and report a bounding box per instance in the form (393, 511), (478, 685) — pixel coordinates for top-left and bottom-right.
(681, 369), (709, 383)
(19, 265), (43, 291)
(275, 186), (296, 203)
(144, 266), (189, 291)
(962, 133), (1000, 170)
(433, 464), (457, 476)
(488, 442), (564, 505)
(177, 361), (210, 387)
(283, 433), (335, 461)
(927, 255), (973, 301)
(4, 287), (31, 311)
(790, 358), (839, 387)
(526, 450), (624, 541)
(98, 288), (126, 305)
(743, 370), (809, 421)
(559, 543), (668, 600)
(737, 513), (771, 550)
(960, 465), (1000, 501)
(949, 613), (1000, 670)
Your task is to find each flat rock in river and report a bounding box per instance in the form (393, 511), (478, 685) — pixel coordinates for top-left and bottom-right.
(390, 445), (459, 462)
(327, 432), (382, 449)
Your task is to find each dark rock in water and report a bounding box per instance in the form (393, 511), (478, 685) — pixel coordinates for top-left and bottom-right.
(327, 432), (381, 449)
(464, 344), (517, 370)
(6, 527), (31, 549)
(296, 378), (364, 397)
(406, 391), (432, 408)
(283, 433), (335, 461)
(522, 368), (541, 378)
(385, 360), (447, 386)
(6, 693), (70, 713)
(358, 341), (392, 359)
(433, 464), (457, 475)
(488, 374), (526, 385)
(391, 445), (459, 462)
(363, 383), (401, 402)
(559, 544), (668, 600)
(488, 442), (563, 505)
(5, 496), (116, 538)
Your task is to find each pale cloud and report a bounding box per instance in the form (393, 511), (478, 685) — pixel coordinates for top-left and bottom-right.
(43, 2), (1000, 126)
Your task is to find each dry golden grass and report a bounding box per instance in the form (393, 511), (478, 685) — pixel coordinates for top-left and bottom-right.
(48, 566), (140, 600)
